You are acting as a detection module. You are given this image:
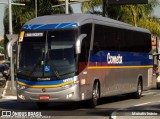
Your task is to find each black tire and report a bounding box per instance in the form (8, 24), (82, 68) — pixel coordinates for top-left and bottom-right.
(157, 83), (160, 89)
(88, 82), (100, 108)
(36, 102), (49, 109)
(133, 80), (142, 99)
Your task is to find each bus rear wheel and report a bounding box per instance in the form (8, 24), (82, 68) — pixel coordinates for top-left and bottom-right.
(89, 82), (99, 108)
(133, 80), (142, 99)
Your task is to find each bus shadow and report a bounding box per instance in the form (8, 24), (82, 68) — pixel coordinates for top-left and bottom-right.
(0, 94), (144, 116)
(0, 100), (115, 116)
(0, 94), (134, 110)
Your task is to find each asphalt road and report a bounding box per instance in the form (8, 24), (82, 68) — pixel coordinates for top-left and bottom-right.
(0, 89), (160, 119)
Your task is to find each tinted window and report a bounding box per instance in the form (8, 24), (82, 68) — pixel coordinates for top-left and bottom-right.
(18, 29), (78, 80)
(93, 25), (104, 54)
(78, 24), (92, 72)
(93, 24), (151, 53)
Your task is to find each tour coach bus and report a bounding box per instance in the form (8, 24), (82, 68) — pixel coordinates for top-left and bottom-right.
(13, 14), (153, 108)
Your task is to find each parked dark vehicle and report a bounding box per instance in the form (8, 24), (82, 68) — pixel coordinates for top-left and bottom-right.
(0, 73), (6, 88)
(0, 62), (10, 88)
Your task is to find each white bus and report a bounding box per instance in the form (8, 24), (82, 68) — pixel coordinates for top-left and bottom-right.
(13, 14), (153, 108)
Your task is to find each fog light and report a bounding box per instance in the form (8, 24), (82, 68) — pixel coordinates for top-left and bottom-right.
(18, 94), (25, 100)
(17, 84), (27, 90)
(66, 92), (74, 99)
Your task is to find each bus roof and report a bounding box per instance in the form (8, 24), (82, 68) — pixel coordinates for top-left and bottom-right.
(23, 13), (150, 34)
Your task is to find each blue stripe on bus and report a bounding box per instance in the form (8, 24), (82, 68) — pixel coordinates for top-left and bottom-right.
(89, 51), (153, 66)
(22, 23), (78, 30)
(17, 78), (74, 85)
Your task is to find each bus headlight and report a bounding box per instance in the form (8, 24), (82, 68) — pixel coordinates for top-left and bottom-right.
(17, 84), (27, 90)
(62, 83), (73, 89)
(62, 81), (79, 89)
(74, 80), (79, 84)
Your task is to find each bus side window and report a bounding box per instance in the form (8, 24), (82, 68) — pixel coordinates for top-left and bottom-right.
(78, 24), (92, 72)
(93, 42), (101, 55)
(93, 24), (104, 55)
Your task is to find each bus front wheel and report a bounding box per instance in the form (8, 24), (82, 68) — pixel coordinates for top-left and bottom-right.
(88, 81), (100, 108)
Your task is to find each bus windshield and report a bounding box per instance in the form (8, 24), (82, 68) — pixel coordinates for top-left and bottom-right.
(17, 29), (77, 80)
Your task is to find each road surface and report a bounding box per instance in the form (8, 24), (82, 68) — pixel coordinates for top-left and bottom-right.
(0, 89), (160, 119)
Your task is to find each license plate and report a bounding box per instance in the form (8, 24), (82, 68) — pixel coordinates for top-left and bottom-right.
(39, 95), (50, 100)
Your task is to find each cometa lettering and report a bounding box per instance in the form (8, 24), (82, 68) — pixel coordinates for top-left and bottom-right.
(107, 53), (123, 64)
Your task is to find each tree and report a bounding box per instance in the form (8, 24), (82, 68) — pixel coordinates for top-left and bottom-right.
(108, 1), (160, 37)
(82, 0), (160, 36)
(4, 0), (66, 34)
(82, 0), (102, 15)
(138, 18), (160, 36)
(0, 40), (4, 54)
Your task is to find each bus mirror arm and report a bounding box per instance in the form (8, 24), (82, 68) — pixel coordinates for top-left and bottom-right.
(7, 39), (18, 58)
(75, 34), (87, 54)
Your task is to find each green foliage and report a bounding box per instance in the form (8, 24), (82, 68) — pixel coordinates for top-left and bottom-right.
(4, 0), (66, 34)
(0, 40), (5, 54)
(0, 40), (4, 46)
(82, 0), (102, 13)
(82, 0), (160, 37)
(138, 19), (160, 35)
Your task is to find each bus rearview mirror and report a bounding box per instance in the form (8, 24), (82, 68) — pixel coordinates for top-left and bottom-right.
(75, 34), (87, 54)
(7, 39), (17, 58)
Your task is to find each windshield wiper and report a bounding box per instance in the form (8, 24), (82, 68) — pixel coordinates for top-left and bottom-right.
(59, 71), (75, 77)
(45, 32), (61, 79)
(28, 31), (61, 79)
(51, 64), (61, 79)
(28, 57), (61, 80)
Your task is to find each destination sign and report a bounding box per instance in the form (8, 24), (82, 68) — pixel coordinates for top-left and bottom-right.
(25, 33), (44, 37)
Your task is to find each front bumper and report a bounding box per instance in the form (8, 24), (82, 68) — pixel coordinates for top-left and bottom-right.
(17, 84), (81, 102)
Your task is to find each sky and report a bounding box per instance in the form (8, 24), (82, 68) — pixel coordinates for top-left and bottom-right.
(0, 1), (5, 37)
(0, 0), (160, 37)
(152, 4), (160, 17)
